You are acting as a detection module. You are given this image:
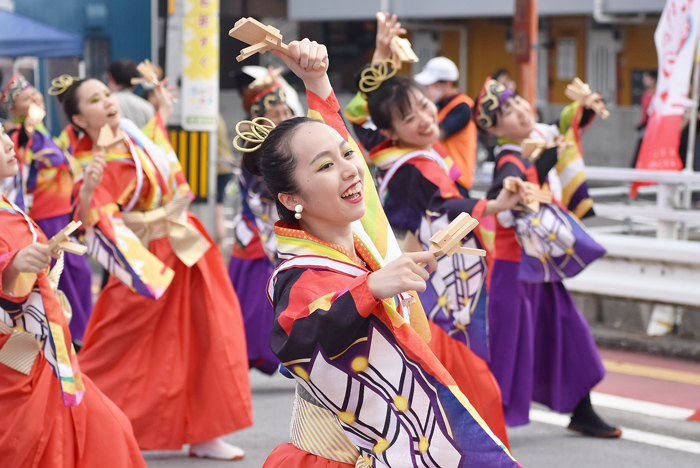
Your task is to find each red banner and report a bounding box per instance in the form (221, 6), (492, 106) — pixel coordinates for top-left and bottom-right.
(633, 0), (700, 196)
(513, 0), (532, 64)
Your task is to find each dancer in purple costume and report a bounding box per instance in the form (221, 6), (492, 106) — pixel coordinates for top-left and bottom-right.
(476, 77), (621, 437)
(229, 69), (294, 374)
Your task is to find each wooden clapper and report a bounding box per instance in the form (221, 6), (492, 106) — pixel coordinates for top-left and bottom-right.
(520, 138), (574, 162)
(564, 77), (610, 119)
(87, 124), (123, 183)
(229, 17), (326, 68)
(399, 213), (486, 342)
(48, 221), (87, 256)
(131, 59), (177, 102)
(97, 124), (123, 150)
(503, 177), (552, 212)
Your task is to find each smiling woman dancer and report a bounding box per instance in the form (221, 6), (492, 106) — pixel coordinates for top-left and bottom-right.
(52, 75), (253, 459)
(240, 38), (519, 468)
(0, 74), (93, 344)
(0, 127), (146, 468)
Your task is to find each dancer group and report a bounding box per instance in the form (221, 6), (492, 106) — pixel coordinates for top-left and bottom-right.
(0, 11), (619, 468)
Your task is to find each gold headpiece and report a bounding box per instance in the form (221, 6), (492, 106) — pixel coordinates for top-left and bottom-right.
(48, 75), (80, 96)
(233, 117), (276, 153)
(358, 58), (399, 94)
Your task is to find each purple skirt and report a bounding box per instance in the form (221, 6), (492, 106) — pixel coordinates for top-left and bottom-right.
(36, 214), (94, 343)
(488, 259), (605, 427)
(228, 255), (280, 375)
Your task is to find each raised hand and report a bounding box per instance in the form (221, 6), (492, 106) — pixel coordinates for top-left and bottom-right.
(366, 251), (437, 300)
(272, 38), (330, 100)
(373, 12), (406, 63)
(584, 92), (606, 112)
(154, 77), (176, 122)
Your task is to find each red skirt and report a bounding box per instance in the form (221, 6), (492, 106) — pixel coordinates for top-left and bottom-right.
(79, 214), (253, 449)
(427, 322), (510, 448)
(263, 443), (355, 468)
(0, 341), (145, 468)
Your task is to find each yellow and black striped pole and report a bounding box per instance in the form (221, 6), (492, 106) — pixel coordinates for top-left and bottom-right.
(168, 126), (210, 203)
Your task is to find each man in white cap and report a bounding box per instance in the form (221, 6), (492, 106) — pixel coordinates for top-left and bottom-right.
(414, 56), (478, 193)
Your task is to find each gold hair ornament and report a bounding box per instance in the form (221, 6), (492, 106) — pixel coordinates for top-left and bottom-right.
(233, 117), (276, 153)
(48, 75), (80, 96)
(358, 58), (399, 94)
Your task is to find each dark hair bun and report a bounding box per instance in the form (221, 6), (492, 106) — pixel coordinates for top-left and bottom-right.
(242, 147), (263, 176)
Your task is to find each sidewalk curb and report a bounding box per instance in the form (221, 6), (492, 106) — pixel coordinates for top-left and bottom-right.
(592, 326), (700, 362)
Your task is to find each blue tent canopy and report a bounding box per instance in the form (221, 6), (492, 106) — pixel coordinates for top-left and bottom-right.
(0, 10), (82, 57)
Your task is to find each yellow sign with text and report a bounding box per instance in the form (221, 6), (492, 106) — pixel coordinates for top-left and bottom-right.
(181, 0), (219, 131)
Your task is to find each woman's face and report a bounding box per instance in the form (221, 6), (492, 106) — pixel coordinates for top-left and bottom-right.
(9, 87), (44, 119)
(490, 95), (536, 141)
(286, 121), (366, 228)
(264, 103), (293, 126)
(71, 79), (121, 136)
(383, 88), (439, 149)
(0, 128), (18, 179)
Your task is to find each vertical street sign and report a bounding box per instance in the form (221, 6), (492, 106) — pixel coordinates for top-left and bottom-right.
(181, 0), (219, 131)
(513, 0), (531, 64)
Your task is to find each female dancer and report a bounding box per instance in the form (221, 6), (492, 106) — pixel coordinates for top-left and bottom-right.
(0, 126), (146, 468)
(343, 18), (524, 445)
(246, 38), (518, 468)
(57, 75), (253, 459)
(229, 68), (294, 375)
(1, 74), (93, 343)
(477, 77), (620, 437)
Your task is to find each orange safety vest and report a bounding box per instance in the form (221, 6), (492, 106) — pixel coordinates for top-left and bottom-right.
(438, 93), (477, 189)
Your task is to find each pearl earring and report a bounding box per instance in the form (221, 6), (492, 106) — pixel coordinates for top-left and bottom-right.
(294, 204), (303, 220)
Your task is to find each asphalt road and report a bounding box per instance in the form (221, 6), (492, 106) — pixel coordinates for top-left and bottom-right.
(143, 364), (700, 468)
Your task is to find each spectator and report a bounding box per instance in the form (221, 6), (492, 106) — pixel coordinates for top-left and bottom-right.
(107, 58), (155, 128)
(631, 70), (657, 167)
(493, 68), (517, 91)
(414, 57), (479, 192)
(0, 70), (13, 131)
(215, 114), (236, 249)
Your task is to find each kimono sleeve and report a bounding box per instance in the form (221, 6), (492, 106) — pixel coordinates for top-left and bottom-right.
(558, 101), (596, 135)
(270, 267), (380, 364)
(307, 89), (365, 156)
(487, 153), (527, 199)
(384, 161), (486, 232)
(344, 91), (387, 152)
(141, 113), (176, 154)
(72, 157), (175, 300)
(0, 212), (36, 300)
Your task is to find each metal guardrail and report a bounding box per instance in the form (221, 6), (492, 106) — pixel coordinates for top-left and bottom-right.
(584, 167), (700, 239)
(564, 233), (700, 307)
(564, 168), (700, 307)
(584, 167), (700, 184)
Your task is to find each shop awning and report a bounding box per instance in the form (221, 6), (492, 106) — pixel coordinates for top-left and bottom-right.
(0, 10), (82, 57)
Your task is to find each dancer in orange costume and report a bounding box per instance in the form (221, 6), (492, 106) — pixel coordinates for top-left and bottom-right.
(55, 75), (253, 460)
(0, 126), (146, 468)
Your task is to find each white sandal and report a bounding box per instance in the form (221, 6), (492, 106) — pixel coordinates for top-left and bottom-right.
(189, 438), (245, 461)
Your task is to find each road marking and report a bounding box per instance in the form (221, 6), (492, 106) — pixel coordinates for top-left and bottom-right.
(591, 392), (696, 420)
(530, 409), (700, 455)
(603, 359), (700, 386)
